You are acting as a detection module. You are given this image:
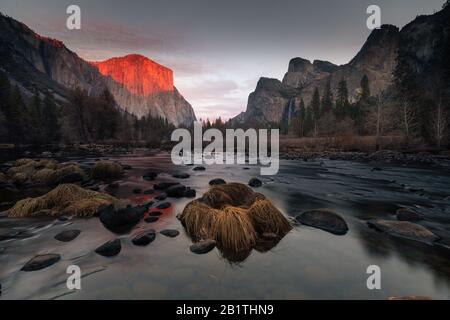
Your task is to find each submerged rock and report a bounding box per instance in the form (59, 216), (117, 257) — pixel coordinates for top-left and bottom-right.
(54, 230), (81, 242)
(132, 230), (156, 246)
(99, 204), (145, 234)
(149, 211), (163, 217)
(157, 202), (171, 209)
(173, 173), (190, 179)
(155, 193), (167, 201)
(153, 182), (179, 190)
(248, 178), (262, 188)
(396, 208), (424, 222)
(297, 209), (349, 235)
(209, 178), (226, 185)
(144, 216), (159, 223)
(190, 240), (216, 254)
(367, 219), (440, 244)
(21, 254), (61, 271)
(166, 184), (187, 198)
(132, 188), (142, 194)
(143, 172), (158, 181)
(184, 188), (196, 198)
(160, 229), (179, 238)
(95, 239), (121, 257)
(193, 166), (206, 171)
(143, 189), (155, 195)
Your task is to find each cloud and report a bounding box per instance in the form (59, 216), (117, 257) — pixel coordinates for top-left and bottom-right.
(32, 17), (184, 61)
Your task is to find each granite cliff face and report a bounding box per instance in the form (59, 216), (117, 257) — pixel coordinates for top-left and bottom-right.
(91, 55), (196, 125)
(234, 24), (400, 125)
(0, 13), (196, 126)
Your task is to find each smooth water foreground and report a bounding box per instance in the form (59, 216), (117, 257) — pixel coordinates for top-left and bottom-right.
(1, 152), (450, 299)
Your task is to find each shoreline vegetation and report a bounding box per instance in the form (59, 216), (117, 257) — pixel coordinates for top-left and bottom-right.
(1, 139), (449, 168)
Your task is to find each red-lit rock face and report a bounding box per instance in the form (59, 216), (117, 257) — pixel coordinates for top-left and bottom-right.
(91, 54), (174, 97)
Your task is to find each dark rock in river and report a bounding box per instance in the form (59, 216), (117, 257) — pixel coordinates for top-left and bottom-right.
(99, 204), (145, 234)
(248, 178), (263, 188)
(166, 184), (187, 198)
(160, 229), (179, 238)
(173, 173), (190, 179)
(21, 254), (61, 271)
(122, 165), (132, 170)
(143, 172), (158, 181)
(153, 182), (179, 190)
(143, 189), (154, 195)
(155, 193), (167, 201)
(144, 216), (159, 223)
(190, 239), (216, 254)
(184, 188), (196, 198)
(297, 209), (349, 235)
(193, 166), (206, 171)
(367, 219), (440, 244)
(54, 230), (81, 242)
(149, 211), (163, 217)
(396, 208), (424, 222)
(209, 178), (226, 185)
(133, 188), (142, 194)
(95, 239), (121, 257)
(157, 202), (171, 209)
(132, 230), (156, 246)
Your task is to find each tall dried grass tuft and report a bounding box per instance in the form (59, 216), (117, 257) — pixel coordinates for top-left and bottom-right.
(8, 184), (115, 217)
(247, 199), (292, 235)
(212, 206), (257, 253)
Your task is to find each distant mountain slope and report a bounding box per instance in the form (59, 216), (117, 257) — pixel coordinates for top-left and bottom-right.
(0, 13), (196, 126)
(232, 5), (450, 126)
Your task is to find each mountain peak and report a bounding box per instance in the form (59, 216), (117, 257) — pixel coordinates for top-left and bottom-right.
(91, 54), (174, 97)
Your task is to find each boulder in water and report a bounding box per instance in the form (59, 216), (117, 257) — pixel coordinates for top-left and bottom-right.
(367, 219), (439, 244)
(21, 254), (61, 271)
(296, 209), (348, 235)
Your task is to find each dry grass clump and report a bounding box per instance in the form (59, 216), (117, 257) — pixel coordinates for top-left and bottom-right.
(29, 164), (87, 185)
(36, 159), (58, 170)
(212, 206), (257, 253)
(7, 183), (116, 218)
(31, 168), (55, 184)
(14, 158), (36, 167)
(248, 199), (292, 235)
(91, 161), (124, 180)
(7, 161), (37, 177)
(179, 200), (221, 240)
(202, 183), (260, 209)
(180, 182), (291, 261)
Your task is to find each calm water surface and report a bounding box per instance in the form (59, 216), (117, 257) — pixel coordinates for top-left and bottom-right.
(1, 152), (450, 299)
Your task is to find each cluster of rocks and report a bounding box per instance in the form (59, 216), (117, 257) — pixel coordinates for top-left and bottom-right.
(295, 206), (443, 247)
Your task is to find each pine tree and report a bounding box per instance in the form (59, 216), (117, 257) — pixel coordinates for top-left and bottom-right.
(335, 79), (350, 119)
(42, 92), (60, 142)
(298, 98), (306, 137)
(360, 74), (371, 103)
(321, 78), (333, 115)
(304, 106), (313, 136)
(311, 87), (321, 136)
(8, 86), (26, 142)
(29, 91), (44, 143)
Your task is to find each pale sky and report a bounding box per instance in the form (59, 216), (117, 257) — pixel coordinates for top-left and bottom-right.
(0, 0), (445, 120)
